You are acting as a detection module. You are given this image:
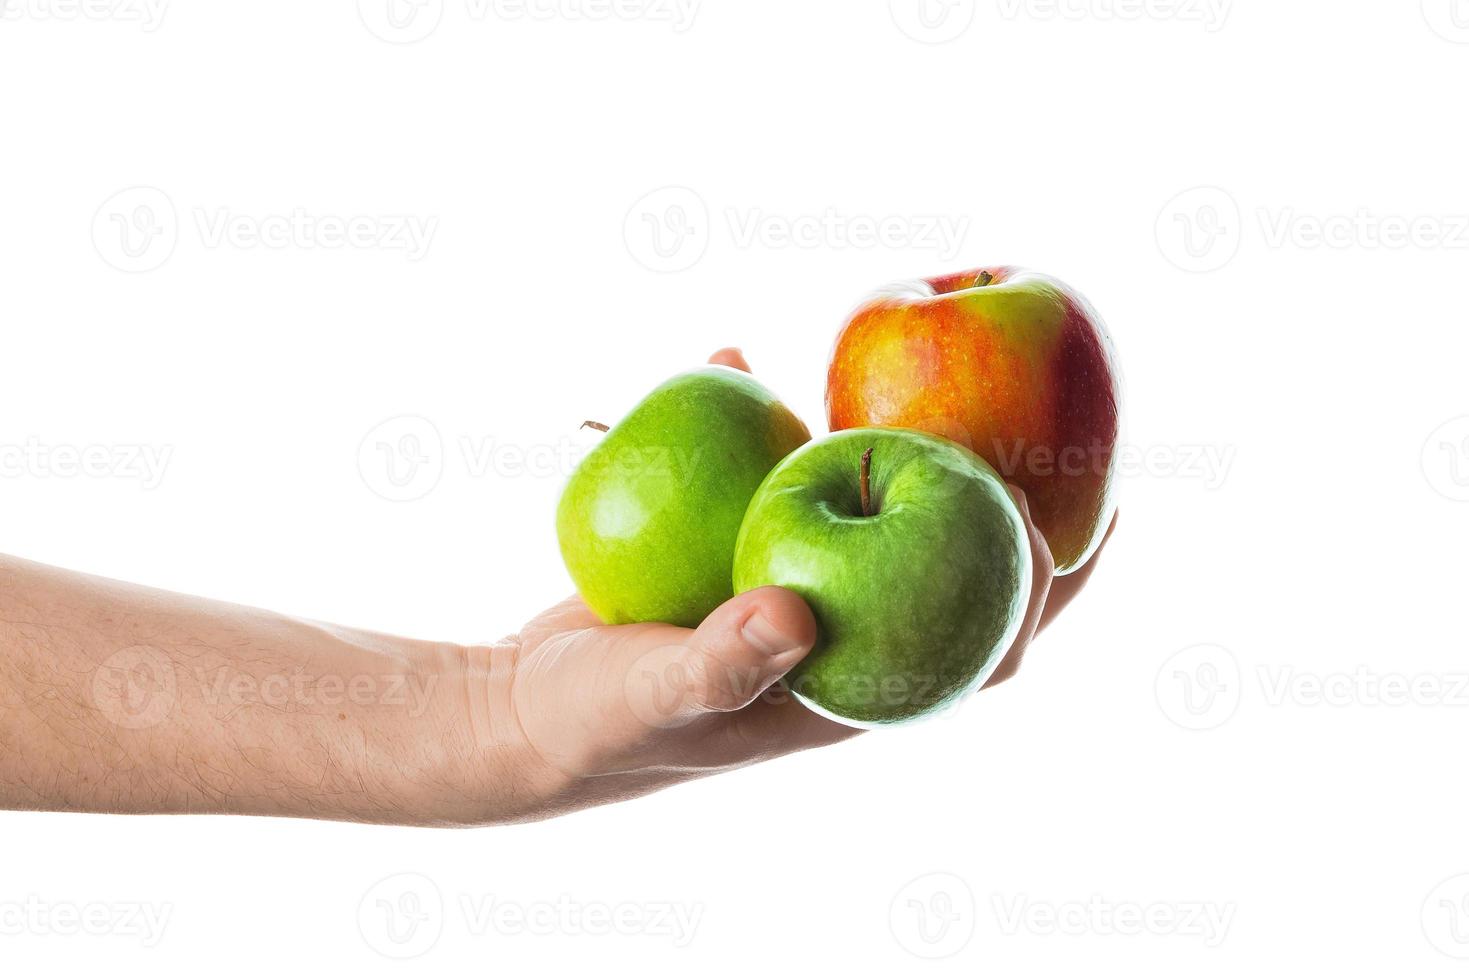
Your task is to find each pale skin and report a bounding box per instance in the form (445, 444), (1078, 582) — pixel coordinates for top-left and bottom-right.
(0, 349), (1114, 827)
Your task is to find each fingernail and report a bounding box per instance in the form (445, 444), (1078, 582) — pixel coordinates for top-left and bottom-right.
(742, 613), (802, 659)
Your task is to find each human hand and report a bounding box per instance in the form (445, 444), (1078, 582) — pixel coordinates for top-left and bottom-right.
(442, 349), (1112, 824)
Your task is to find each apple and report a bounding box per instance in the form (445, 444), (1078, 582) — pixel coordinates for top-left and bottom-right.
(826, 267), (1121, 573)
(558, 366), (810, 628)
(733, 427), (1032, 727)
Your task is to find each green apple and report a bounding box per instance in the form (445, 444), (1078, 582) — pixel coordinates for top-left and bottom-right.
(557, 366), (810, 628)
(732, 427), (1031, 727)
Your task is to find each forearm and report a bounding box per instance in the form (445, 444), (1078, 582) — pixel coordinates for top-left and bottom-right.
(0, 555), (530, 825)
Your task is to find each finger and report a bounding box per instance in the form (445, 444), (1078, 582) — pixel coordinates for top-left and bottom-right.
(520, 587), (814, 778)
(516, 594), (602, 650)
(708, 348), (752, 373)
(619, 586), (816, 728)
(1037, 508), (1117, 632)
(983, 484), (1055, 689)
(513, 589), (815, 781)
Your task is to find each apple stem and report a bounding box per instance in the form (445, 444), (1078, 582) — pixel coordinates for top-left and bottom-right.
(581, 420), (610, 432)
(860, 447), (874, 517)
(975, 270), (995, 288)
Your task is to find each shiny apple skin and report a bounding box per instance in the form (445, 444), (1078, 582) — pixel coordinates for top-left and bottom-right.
(558, 367), (811, 628)
(733, 427), (1031, 727)
(826, 267), (1121, 573)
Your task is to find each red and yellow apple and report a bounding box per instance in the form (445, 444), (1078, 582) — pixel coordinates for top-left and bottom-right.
(825, 267), (1121, 573)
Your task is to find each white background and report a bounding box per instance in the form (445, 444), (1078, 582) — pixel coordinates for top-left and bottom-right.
(3, 0), (1468, 975)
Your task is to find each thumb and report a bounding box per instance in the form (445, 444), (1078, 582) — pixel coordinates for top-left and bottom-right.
(621, 586), (817, 728)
